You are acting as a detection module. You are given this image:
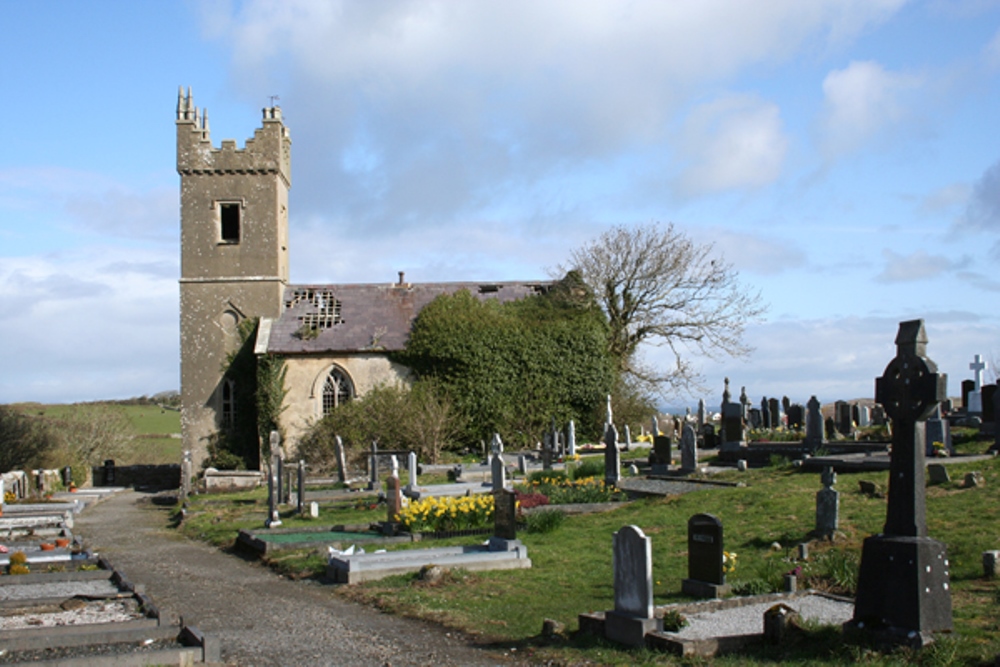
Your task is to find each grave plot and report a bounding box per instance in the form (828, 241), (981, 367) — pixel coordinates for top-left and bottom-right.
(236, 524), (413, 557)
(0, 559), (218, 665)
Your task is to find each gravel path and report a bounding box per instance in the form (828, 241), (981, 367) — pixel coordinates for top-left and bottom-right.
(73, 490), (517, 667)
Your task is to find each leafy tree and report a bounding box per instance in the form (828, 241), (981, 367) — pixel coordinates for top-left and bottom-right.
(560, 222), (766, 395)
(0, 405), (56, 472)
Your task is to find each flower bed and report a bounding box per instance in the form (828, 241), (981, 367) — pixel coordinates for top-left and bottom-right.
(396, 494), (495, 533)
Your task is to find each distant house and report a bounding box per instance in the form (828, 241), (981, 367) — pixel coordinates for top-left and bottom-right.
(176, 89), (546, 468)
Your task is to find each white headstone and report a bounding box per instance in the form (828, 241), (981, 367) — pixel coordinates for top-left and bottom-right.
(567, 420), (576, 456)
(407, 451), (418, 493)
(309, 501), (319, 518)
(969, 354), (987, 413)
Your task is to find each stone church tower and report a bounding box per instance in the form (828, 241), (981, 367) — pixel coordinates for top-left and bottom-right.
(176, 88), (291, 468)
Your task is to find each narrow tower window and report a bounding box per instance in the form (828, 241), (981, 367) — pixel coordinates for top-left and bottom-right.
(221, 379), (236, 428)
(322, 367), (354, 416)
(220, 203), (241, 243)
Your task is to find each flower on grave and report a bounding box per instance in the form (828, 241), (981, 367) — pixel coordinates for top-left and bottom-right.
(3, 491), (14, 504)
(722, 551), (737, 575)
(932, 441), (946, 456)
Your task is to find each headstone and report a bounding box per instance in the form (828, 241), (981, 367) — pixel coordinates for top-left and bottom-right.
(824, 416), (837, 440)
(871, 404), (887, 426)
(102, 459), (116, 485)
(542, 433), (553, 471)
(835, 401), (852, 436)
(927, 463), (950, 485)
(925, 404), (951, 456)
(983, 551), (1000, 578)
(768, 398), (781, 429)
(961, 379), (975, 412)
(651, 416), (659, 437)
(567, 420), (576, 456)
(623, 425), (632, 452)
(517, 454), (527, 476)
(748, 408), (762, 430)
(815, 466), (839, 539)
(334, 436), (347, 483)
(61, 466), (72, 488)
(266, 459), (282, 528)
(787, 404), (804, 430)
(804, 396), (825, 451)
(491, 448), (507, 492)
(606, 394), (614, 430)
(652, 435), (671, 467)
(760, 397), (771, 431)
(697, 399), (706, 428)
(852, 404), (861, 429)
(737, 459), (748, 472)
(968, 354), (987, 413)
(296, 460), (305, 515)
(682, 513), (730, 598)
(269, 429), (281, 458)
(764, 603), (800, 644)
(604, 525), (662, 647)
(720, 403), (746, 451)
(406, 451), (418, 494)
(962, 471), (984, 488)
(858, 405), (871, 428)
(680, 425), (697, 473)
(309, 501), (319, 518)
(981, 383), (997, 424)
(492, 487), (518, 544)
(604, 424), (621, 487)
(368, 441), (379, 491)
(700, 423), (716, 449)
(386, 472), (402, 524)
(849, 319), (952, 646)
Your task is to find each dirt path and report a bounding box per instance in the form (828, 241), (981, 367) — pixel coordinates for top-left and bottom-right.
(73, 491), (516, 667)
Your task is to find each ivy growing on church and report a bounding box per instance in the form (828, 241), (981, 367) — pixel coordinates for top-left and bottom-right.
(393, 272), (615, 447)
(208, 318), (287, 470)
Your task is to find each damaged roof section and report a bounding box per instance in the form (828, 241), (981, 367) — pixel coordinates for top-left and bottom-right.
(264, 281), (550, 355)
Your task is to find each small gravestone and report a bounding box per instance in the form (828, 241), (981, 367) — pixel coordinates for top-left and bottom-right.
(787, 403), (804, 430)
(406, 451), (418, 495)
(804, 396), (825, 451)
(815, 466), (839, 539)
(623, 424), (632, 452)
(764, 603), (800, 644)
(925, 404), (951, 456)
(983, 551), (1000, 578)
(334, 436), (347, 483)
(296, 460), (305, 515)
(368, 441), (379, 491)
(652, 435), (671, 471)
(265, 458), (282, 528)
(386, 468), (402, 525)
(604, 424), (621, 487)
(680, 424), (697, 473)
(835, 401), (852, 436)
(604, 525), (662, 646)
(849, 319), (952, 647)
(963, 471), (984, 488)
(309, 501), (319, 518)
(824, 416), (837, 440)
(490, 488), (519, 550)
(927, 463), (950, 485)
(700, 423), (716, 449)
(697, 398), (706, 428)
(682, 513), (730, 598)
(517, 454), (527, 476)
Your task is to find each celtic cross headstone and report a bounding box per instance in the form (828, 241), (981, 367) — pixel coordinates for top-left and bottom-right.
(848, 319), (952, 647)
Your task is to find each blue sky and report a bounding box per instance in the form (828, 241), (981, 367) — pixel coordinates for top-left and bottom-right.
(2, 0), (999, 409)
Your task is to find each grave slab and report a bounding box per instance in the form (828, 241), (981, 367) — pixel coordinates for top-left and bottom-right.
(327, 543), (531, 584)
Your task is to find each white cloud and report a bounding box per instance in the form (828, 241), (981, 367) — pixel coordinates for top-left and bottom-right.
(0, 248), (178, 403)
(819, 60), (924, 159)
(697, 228), (805, 276)
(197, 0), (906, 225)
(674, 94), (789, 197)
(876, 248), (958, 283)
(984, 26), (1000, 70)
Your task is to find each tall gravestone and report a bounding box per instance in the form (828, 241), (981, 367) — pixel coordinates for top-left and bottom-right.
(623, 425), (632, 452)
(334, 435), (347, 484)
(720, 403), (746, 452)
(815, 466), (838, 539)
(768, 398), (781, 429)
(804, 396), (825, 452)
(680, 424), (697, 473)
(981, 383), (997, 424)
(681, 513), (730, 598)
(567, 420), (576, 457)
(296, 460), (305, 515)
(265, 456), (282, 528)
(967, 354), (987, 414)
(604, 525), (662, 646)
(604, 424), (621, 487)
(835, 401), (852, 436)
(368, 441), (379, 491)
(491, 487), (519, 548)
(406, 451), (418, 495)
(491, 436), (507, 492)
(760, 397), (771, 431)
(961, 379), (974, 413)
(848, 320), (952, 647)
(697, 398), (706, 428)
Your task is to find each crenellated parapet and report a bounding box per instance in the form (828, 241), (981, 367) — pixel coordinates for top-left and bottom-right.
(176, 87), (291, 186)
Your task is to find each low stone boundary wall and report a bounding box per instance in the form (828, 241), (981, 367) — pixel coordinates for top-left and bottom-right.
(91, 463), (180, 490)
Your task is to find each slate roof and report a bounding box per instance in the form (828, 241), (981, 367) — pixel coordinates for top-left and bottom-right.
(263, 281), (551, 355)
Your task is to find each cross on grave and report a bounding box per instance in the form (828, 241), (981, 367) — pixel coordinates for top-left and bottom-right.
(967, 354), (987, 413)
(970, 354), (987, 389)
(850, 319), (952, 647)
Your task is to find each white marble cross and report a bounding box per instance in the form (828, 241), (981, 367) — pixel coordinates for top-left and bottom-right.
(970, 354), (987, 390)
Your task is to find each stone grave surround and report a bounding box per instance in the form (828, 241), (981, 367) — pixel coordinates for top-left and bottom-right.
(848, 319), (952, 647)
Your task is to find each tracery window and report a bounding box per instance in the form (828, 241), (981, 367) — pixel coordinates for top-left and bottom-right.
(322, 367), (354, 415)
(221, 379), (236, 428)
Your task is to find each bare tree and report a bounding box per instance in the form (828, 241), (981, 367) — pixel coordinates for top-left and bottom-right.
(560, 222), (766, 394)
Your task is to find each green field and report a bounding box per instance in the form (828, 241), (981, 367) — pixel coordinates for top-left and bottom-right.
(11, 402), (182, 465)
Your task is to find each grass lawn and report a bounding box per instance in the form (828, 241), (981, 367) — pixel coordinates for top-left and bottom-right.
(176, 446), (1000, 666)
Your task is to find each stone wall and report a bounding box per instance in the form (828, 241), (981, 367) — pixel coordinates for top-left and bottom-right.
(92, 464), (181, 490)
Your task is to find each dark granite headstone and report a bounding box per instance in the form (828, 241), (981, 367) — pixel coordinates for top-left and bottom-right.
(493, 488), (517, 540)
(849, 319), (952, 647)
(386, 474), (402, 523)
(835, 401), (852, 436)
(805, 396), (825, 451)
(748, 408), (761, 429)
(604, 424), (621, 487)
(700, 423), (716, 449)
(786, 404), (804, 430)
(686, 514), (724, 585)
(961, 379), (974, 412)
(760, 397), (770, 431)
(653, 435), (672, 465)
(721, 403), (746, 450)
(871, 404), (887, 426)
(982, 384), (997, 423)
(768, 398), (781, 429)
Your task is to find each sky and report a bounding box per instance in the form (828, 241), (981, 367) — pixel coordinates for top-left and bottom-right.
(2, 0), (999, 411)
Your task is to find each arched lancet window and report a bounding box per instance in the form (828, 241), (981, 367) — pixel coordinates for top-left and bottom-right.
(221, 379), (236, 429)
(322, 366), (354, 416)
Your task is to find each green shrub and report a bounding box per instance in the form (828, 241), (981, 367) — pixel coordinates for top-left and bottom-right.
(525, 508), (565, 534)
(730, 578), (773, 595)
(568, 457), (604, 480)
(528, 470), (568, 484)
